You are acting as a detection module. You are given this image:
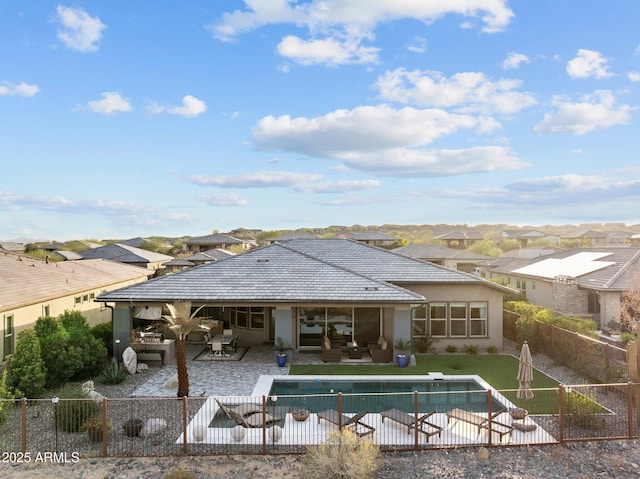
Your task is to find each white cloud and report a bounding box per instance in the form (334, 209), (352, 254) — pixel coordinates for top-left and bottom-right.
(566, 49), (613, 79)
(0, 81), (39, 97)
(253, 104), (478, 156)
(533, 90), (633, 135)
(188, 171), (324, 188)
(251, 105), (527, 177)
(167, 95), (207, 118)
(339, 146), (527, 177)
(276, 32), (379, 66)
(197, 192), (249, 206)
(375, 69), (536, 114)
(55, 5), (107, 52)
(294, 179), (380, 193)
(628, 72), (640, 82)
(210, 1), (513, 65)
(502, 52), (530, 70)
(86, 92), (133, 115)
(406, 36), (427, 54)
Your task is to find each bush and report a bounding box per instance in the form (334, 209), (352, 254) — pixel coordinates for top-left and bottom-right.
(515, 316), (537, 351)
(59, 311), (108, 381)
(303, 429), (381, 479)
(7, 329), (46, 398)
(412, 333), (436, 353)
(54, 385), (100, 433)
(620, 332), (636, 345)
(99, 358), (127, 385)
(35, 317), (71, 388)
(0, 371), (15, 426)
(91, 322), (113, 356)
(445, 345), (458, 353)
(486, 345), (497, 354)
(463, 344), (479, 355)
(564, 388), (605, 430)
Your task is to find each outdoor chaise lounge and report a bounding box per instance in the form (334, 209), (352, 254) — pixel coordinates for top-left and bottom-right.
(445, 408), (513, 440)
(381, 408), (442, 440)
(214, 398), (263, 417)
(317, 410), (375, 438)
(215, 399), (282, 428)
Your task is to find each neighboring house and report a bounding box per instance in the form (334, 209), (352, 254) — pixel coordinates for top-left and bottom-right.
(500, 230), (561, 246)
(561, 230), (631, 247)
(266, 232), (318, 244)
(501, 245), (564, 259)
(51, 250), (83, 261)
(0, 252), (152, 361)
(185, 233), (250, 252)
(79, 243), (173, 271)
(162, 258), (195, 273)
(163, 248), (235, 273)
(392, 243), (492, 273)
(337, 231), (400, 247)
(42, 242), (67, 252)
(435, 231), (484, 249)
(0, 242), (25, 253)
(97, 239), (516, 356)
(483, 247), (640, 328)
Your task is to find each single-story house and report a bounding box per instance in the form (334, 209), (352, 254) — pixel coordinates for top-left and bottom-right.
(185, 233), (251, 252)
(97, 239), (516, 357)
(393, 243), (492, 273)
(0, 252), (152, 362)
(481, 247), (640, 328)
(435, 231), (484, 249)
(79, 243), (173, 272)
(337, 231), (400, 247)
(499, 230), (561, 246)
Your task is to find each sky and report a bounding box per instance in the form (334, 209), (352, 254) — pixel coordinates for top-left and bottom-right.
(2, 1), (640, 242)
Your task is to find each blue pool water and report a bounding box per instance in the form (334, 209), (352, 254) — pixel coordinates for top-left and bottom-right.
(267, 377), (505, 413)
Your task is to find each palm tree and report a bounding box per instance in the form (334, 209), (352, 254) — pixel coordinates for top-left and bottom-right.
(163, 301), (205, 397)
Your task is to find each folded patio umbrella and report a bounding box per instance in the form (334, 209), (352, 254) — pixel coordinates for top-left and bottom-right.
(516, 341), (534, 402)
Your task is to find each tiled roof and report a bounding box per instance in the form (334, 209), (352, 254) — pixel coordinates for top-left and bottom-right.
(491, 247), (640, 291)
(98, 242), (425, 303)
(79, 243), (173, 264)
(0, 252), (151, 312)
(393, 243), (491, 261)
(185, 233), (244, 245)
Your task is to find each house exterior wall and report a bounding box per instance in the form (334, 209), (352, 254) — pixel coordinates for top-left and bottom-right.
(552, 278), (590, 317)
(599, 291), (621, 329)
(403, 283), (505, 351)
(1, 276), (146, 360)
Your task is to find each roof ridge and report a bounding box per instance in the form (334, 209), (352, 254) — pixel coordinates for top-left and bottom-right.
(602, 248), (640, 289)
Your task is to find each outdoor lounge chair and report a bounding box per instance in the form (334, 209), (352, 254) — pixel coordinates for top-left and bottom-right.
(214, 398), (263, 417)
(215, 399), (282, 428)
(445, 408), (511, 438)
(321, 336), (342, 363)
(381, 408), (442, 440)
(317, 410), (375, 438)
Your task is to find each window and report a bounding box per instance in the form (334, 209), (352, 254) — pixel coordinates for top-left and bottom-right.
(42, 305), (50, 317)
(450, 303), (467, 337)
(4, 315), (13, 359)
(89, 293), (95, 300)
(250, 307), (265, 329)
(429, 303), (447, 337)
(82, 294), (89, 302)
(74, 296), (81, 306)
(470, 302), (487, 336)
(412, 305), (427, 339)
(235, 307), (248, 328)
(231, 307), (266, 330)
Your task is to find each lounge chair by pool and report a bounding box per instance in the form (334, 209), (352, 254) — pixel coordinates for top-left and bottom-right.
(317, 410), (375, 438)
(381, 408), (442, 440)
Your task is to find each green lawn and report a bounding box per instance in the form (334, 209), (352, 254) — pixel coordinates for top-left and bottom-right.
(290, 354), (560, 414)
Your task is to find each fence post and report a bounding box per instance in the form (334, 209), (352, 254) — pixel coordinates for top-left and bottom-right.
(628, 383), (635, 439)
(413, 391), (419, 451)
(21, 398), (27, 454)
(183, 396), (188, 453)
(337, 393), (343, 429)
(262, 395), (267, 455)
(102, 397), (108, 457)
(486, 389), (493, 447)
(558, 385), (564, 444)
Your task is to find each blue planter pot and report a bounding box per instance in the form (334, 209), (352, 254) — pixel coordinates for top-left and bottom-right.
(397, 354), (408, 368)
(276, 353), (287, 367)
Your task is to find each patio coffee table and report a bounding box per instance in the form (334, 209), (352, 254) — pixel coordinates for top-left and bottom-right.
(348, 347), (362, 359)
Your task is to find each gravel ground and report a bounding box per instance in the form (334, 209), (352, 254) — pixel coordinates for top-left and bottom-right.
(3, 345), (636, 478)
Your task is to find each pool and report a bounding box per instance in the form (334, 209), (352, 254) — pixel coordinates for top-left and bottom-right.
(252, 374), (510, 414)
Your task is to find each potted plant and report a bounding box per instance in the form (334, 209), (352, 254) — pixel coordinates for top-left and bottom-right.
(394, 338), (411, 368)
(122, 418), (144, 437)
(274, 337), (292, 367)
(83, 416), (112, 442)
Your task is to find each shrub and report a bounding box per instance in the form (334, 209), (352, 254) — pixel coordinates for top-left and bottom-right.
(59, 310), (108, 380)
(99, 358), (127, 385)
(0, 371), (15, 426)
(486, 345), (497, 354)
(303, 429), (381, 479)
(7, 329), (46, 398)
(35, 317), (71, 388)
(54, 385), (100, 433)
(412, 333), (436, 353)
(445, 345), (458, 353)
(620, 332), (636, 345)
(564, 388), (605, 430)
(515, 315), (537, 351)
(463, 344), (479, 355)
(91, 322), (113, 356)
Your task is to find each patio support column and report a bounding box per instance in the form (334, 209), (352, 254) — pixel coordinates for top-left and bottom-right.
(274, 307), (294, 355)
(112, 304), (132, 361)
(392, 308), (412, 359)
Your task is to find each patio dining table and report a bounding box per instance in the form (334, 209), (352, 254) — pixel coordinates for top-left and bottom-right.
(208, 334), (238, 356)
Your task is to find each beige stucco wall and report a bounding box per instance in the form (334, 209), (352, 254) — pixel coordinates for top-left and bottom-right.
(1, 276), (148, 360)
(402, 283), (506, 351)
